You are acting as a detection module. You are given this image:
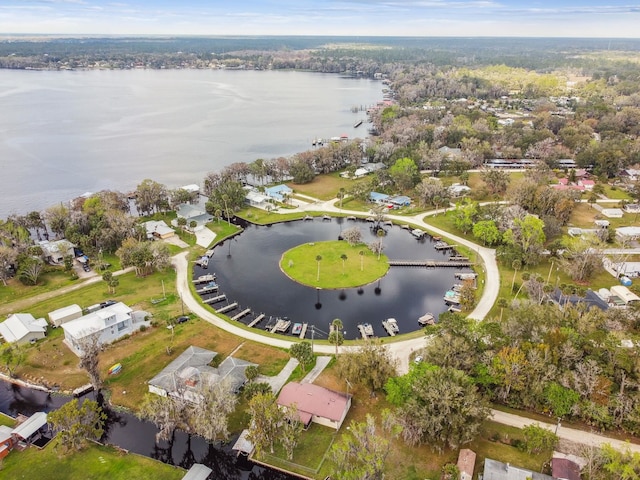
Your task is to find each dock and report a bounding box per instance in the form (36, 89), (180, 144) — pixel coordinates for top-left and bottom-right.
(205, 249), (215, 258)
(357, 323), (374, 339)
(354, 119), (363, 128)
(448, 305), (462, 313)
(304, 215), (313, 221)
(389, 260), (472, 267)
(455, 272), (478, 280)
(195, 256), (209, 268)
(247, 313), (266, 328)
(270, 319), (291, 334)
(232, 308), (252, 321)
(434, 241), (456, 250)
(193, 274), (216, 284)
(382, 318), (399, 336)
(217, 302), (238, 314)
(346, 216), (357, 221)
(298, 322), (308, 339)
(203, 294), (226, 304)
(322, 215), (331, 221)
(196, 283), (219, 294)
(401, 224), (411, 230)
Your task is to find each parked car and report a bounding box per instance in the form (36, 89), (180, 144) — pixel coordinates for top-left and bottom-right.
(176, 316), (189, 324)
(83, 264), (91, 272)
(100, 300), (117, 308)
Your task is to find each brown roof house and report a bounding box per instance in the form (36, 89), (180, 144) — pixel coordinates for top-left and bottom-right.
(276, 382), (351, 430)
(552, 457), (581, 480)
(457, 448), (476, 480)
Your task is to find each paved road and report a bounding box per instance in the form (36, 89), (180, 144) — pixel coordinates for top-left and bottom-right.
(491, 409), (640, 453)
(301, 356), (332, 384)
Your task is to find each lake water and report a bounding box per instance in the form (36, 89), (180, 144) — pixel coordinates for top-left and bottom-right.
(199, 219), (472, 338)
(0, 69), (382, 218)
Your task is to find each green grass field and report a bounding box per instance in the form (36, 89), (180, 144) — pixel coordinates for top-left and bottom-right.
(280, 241), (389, 289)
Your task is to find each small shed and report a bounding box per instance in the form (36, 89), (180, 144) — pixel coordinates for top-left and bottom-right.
(610, 285), (640, 305)
(457, 448), (476, 480)
(182, 463), (212, 480)
(48, 304), (83, 327)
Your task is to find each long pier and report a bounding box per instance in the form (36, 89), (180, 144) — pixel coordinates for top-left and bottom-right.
(217, 302), (238, 314)
(193, 274), (216, 284)
(196, 284), (219, 294)
(232, 308), (252, 321)
(204, 294), (226, 304)
(247, 314), (266, 328)
(298, 322), (308, 339)
(389, 260), (473, 267)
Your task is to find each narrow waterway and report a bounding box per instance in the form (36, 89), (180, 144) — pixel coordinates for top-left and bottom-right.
(0, 379), (298, 479)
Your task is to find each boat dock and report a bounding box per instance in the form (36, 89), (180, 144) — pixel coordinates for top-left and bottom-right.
(354, 119), (363, 128)
(382, 318), (399, 336)
(232, 308), (252, 321)
(357, 323), (374, 339)
(298, 322), (308, 339)
(455, 272), (478, 280)
(193, 274), (216, 284)
(418, 312), (435, 326)
(195, 256), (209, 268)
(247, 313), (265, 328)
(434, 242), (456, 250)
(205, 249), (215, 258)
(346, 216), (357, 221)
(389, 260), (472, 267)
(448, 305), (462, 313)
(196, 283), (219, 294)
(411, 229), (425, 238)
(304, 215), (313, 221)
(270, 319), (291, 334)
(217, 302), (238, 314)
(203, 294), (226, 304)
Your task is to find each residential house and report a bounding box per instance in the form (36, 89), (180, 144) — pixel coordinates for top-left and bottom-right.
(617, 226), (640, 241)
(264, 184), (293, 203)
(11, 412), (48, 445)
(449, 184), (471, 197)
(457, 448), (476, 480)
(369, 192), (391, 206)
(578, 179), (595, 190)
(0, 313), (47, 344)
(174, 204), (214, 228)
(438, 146), (463, 159)
(148, 346), (256, 403)
(353, 167), (370, 178)
(551, 288), (609, 312)
(48, 304), (82, 328)
(244, 187), (270, 208)
(482, 458), (554, 480)
(38, 239), (74, 265)
(600, 208), (624, 218)
(0, 426), (14, 459)
(388, 195), (411, 208)
(61, 302), (149, 356)
(276, 382), (351, 430)
(363, 162), (386, 173)
(142, 220), (175, 240)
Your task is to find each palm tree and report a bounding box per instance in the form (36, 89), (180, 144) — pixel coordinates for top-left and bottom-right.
(214, 208), (222, 224)
(497, 297), (509, 322)
(221, 194), (231, 226)
(316, 255), (322, 282)
(340, 253), (348, 275)
(510, 259), (522, 293)
(329, 318), (344, 356)
(359, 250), (364, 271)
(376, 228), (385, 260)
(338, 188), (345, 209)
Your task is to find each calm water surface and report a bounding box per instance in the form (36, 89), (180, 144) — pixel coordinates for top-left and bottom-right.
(201, 219), (472, 338)
(0, 69), (382, 218)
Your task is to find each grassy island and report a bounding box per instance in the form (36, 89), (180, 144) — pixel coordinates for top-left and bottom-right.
(280, 241), (389, 289)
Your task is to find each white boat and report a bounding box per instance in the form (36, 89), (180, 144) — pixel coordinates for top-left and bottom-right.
(411, 229), (425, 238)
(418, 312), (435, 326)
(382, 318), (399, 336)
(358, 323), (375, 339)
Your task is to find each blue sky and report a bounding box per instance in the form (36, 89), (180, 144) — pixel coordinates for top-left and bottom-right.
(1, 1), (638, 37)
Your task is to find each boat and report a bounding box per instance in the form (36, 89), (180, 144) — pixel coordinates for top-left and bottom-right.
(443, 290), (461, 304)
(411, 229), (425, 238)
(193, 273), (216, 284)
(382, 318), (399, 336)
(418, 312), (435, 326)
(353, 119), (363, 128)
(292, 323), (303, 335)
(358, 323), (375, 339)
(195, 256), (209, 268)
(108, 363), (122, 375)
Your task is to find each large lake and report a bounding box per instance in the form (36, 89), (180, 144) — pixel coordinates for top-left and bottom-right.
(0, 69), (382, 218)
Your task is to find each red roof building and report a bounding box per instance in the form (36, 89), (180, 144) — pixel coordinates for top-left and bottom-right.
(552, 457), (581, 480)
(277, 382), (352, 430)
(457, 448), (476, 480)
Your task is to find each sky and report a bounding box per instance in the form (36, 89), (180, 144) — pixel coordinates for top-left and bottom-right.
(0, 1), (639, 38)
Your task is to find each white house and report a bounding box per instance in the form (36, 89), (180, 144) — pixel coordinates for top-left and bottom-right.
(39, 240), (74, 265)
(449, 183), (471, 197)
(61, 302), (149, 356)
(617, 226), (640, 241)
(142, 220), (175, 240)
(48, 304), (83, 328)
(0, 313), (48, 344)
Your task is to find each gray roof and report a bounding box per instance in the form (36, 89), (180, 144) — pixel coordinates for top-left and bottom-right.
(483, 458), (554, 480)
(182, 463), (212, 480)
(12, 412), (47, 440)
(149, 346), (256, 398)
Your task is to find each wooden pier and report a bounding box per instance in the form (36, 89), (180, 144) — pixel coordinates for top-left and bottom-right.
(382, 318), (399, 336)
(304, 215), (313, 221)
(193, 274), (216, 284)
(322, 215), (331, 221)
(346, 216), (357, 221)
(247, 314), (265, 328)
(389, 260), (472, 267)
(217, 302), (238, 314)
(434, 242), (456, 251)
(298, 322), (308, 339)
(232, 308), (251, 321)
(205, 249), (215, 258)
(204, 294), (226, 304)
(357, 323), (374, 339)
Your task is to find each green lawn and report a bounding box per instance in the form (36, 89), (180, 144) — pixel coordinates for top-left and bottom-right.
(0, 441), (184, 480)
(280, 241), (389, 289)
(0, 268), (80, 310)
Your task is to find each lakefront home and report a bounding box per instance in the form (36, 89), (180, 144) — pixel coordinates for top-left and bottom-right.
(0, 313), (48, 345)
(276, 382), (351, 430)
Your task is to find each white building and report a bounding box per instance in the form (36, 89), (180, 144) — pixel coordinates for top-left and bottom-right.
(61, 302), (149, 356)
(48, 304), (83, 328)
(610, 285), (640, 306)
(0, 313), (48, 345)
(38, 240), (74, 265)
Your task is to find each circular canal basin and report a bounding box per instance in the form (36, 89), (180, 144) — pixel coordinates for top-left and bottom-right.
(196, 218), (474, 341)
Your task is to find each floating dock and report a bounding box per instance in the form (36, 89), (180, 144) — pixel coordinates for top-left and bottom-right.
(304, 215), (313, 221)
(357, 323), (374, 339)
(217, 302), (238, 314)
(389, 260), (472, 267)
(434, 242), (456, 251)
(232, 308), (252, 321)
(418, 312), (435, 326)
(346, 216), (357, 221)
(203, 294), (226, 304)
(195, 256), (209, 268)
(298, 322), (308, 339)
(205, 249), (215, 258)
(196, 283), (219, 294)
(247, 314), (265, 328)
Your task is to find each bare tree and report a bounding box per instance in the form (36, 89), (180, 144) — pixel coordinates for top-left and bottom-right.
(341, 226), (363, 246)
(191, 377), (237, 443)
(77, 333), (103, 392)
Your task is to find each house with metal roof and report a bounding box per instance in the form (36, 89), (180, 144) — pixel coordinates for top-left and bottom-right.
(181, 463), (212, 480)
(0, 313), (47, 345)
(148, 346), (256, 403)
(389, 195), (411, 207)
(12, 412), (48, 444)
(264, 184), (293, 202)
(369, 192), (390, 205)
(276, 382), (351, 430)
(61, 302), (149, 356)
(48, 304), (83, 328)
(174, 204), (214, 227)
(38, 239), (74, 265)
(143, 220), (175, 240)
(483, 458), (554, 480)
(457, 449), (476, 480)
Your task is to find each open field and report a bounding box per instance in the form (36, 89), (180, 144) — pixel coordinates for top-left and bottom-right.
(285, 173), (365, 200)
